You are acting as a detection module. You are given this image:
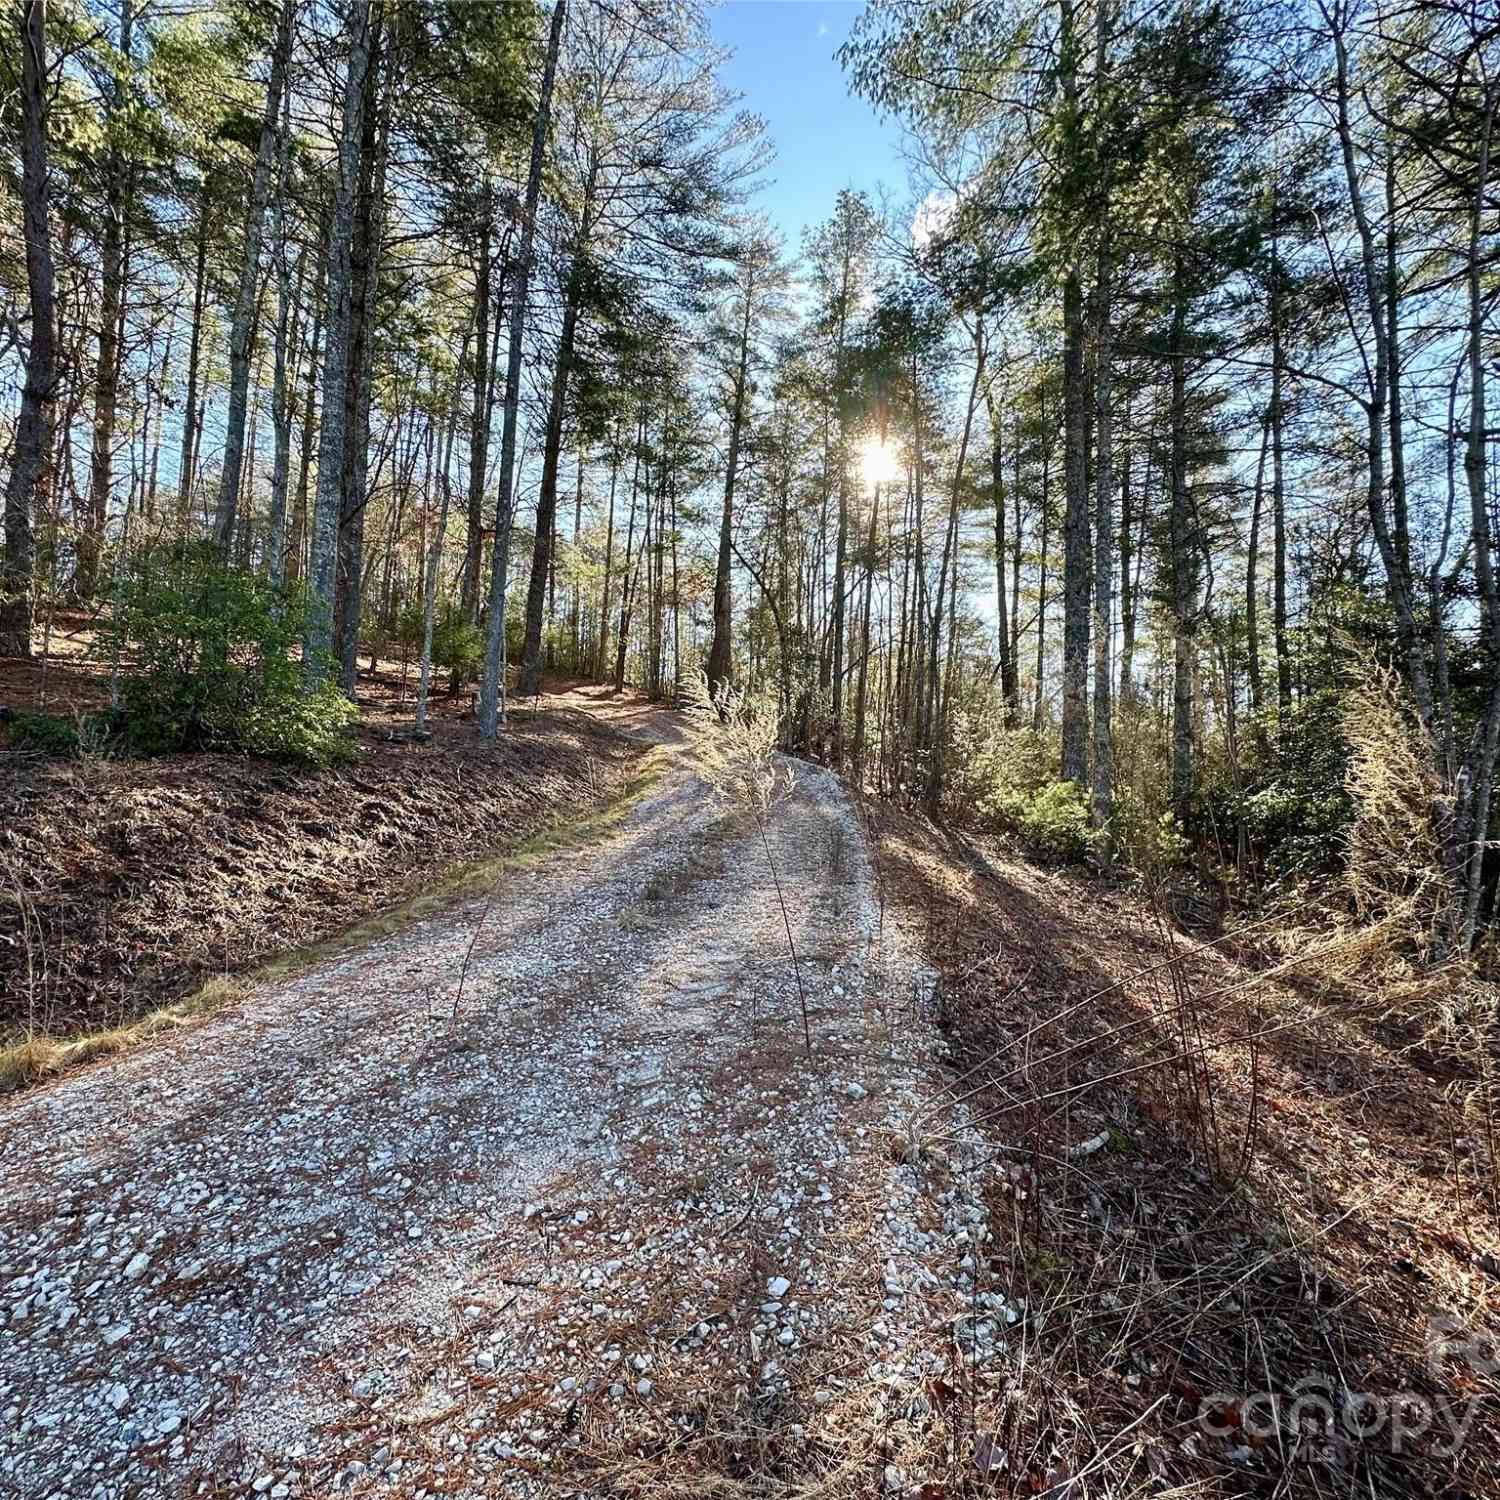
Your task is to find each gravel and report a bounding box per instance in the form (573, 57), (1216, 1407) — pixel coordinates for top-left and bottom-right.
(0, 713), (997, 1498)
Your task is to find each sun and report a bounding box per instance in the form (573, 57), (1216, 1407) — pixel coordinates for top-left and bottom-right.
(858, 436), (901, 488)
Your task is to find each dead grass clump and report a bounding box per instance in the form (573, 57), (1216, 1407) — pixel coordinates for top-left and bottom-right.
(1340, 658), (1454, 981)
(682, 671), (812, 1056)
(0, 1035), (63, 1091)
(680, 670), (790, 818)
(0, 978), (251, 1093)
(1266, 657), (1492, 1054)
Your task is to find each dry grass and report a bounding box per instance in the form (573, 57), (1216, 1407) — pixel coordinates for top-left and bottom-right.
(679, 669), (790, 818)
(1260, 657), (1497, 1068)
(0, 977), (248, 1091)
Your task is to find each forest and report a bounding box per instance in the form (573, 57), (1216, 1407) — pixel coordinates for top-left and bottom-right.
(2, 0), (1497, 959)
(2, 2), (1500, 1496)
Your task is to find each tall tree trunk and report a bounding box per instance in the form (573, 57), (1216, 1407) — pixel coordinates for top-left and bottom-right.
(418, 362), (465, 733)
(1, 0), (56, 659)
(267, 81), (300, 589)
(235, 357), (262, 569)
(570, 449), (584, 670)
(1457, 74), (1499, 948)
(925, 328), (985, 804)
(213, 0), (294, 551)
(289, 244), (326, 584)
(1169, 253), (1195, 819)
(268, 250), (303, 587)
(1117, 405), (1135, 703)
(596, 417), (620, 679)
(177, 185), (210, 526)
(706, 266), (755, 698)
(481, 7), (566, 722)
(1269, 239), (1291, 724)
(519, 289), (581, 697)
(1060, 265), (1090, 785)
(1245, 412), (1270, 717)
(854, 404), (882, 778)
(145, 315), (173, 523)
(303, 0), (372, 687)
(828, 231), (859, 768)
(908, 349), (928, 770)
(1385, 138), (1409, 623)
(991, 417), (1018, 726)
(1323, 0), (1431, 724)
(1034, 441), (1051, 734)
(512, 74), (587, 703)
(1057, 0), (1090, 785)
(613, 418), (643, 692)
(669, 465), (681, 699)
(1091, 226), (1114, 831)
(1010, 431), (1023, 680)
(79, 0), (134, 599)
(460, 203), (494, 622)
(335, 14), (388, 694)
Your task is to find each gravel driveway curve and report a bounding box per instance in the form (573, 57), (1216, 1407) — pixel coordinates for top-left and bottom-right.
(0, 697), (1002, 1500)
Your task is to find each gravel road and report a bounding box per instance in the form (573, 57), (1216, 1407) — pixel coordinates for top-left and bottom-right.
(0, 701), (1003, 1499)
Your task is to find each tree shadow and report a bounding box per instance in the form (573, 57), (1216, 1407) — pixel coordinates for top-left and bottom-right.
(868, 804), (1500, 1500)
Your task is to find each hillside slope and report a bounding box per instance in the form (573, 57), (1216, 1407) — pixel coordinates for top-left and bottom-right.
(1, 683), (653, 1045)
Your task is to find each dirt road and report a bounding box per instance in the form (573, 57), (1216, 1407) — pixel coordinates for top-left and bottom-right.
(0, 697), (997, 1499)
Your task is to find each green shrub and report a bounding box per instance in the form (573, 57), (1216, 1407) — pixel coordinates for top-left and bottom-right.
(102, 543), (357, 766)
(236, 687), (359, 764)
(947, 706), (1052, 811)
(5, 711), (82, 757)
(394, 602), (425, 656)
(1110, 784), (1190, 878)
(1232, 692), (1353, 879)
(985, 779), (1100, 864)
(432, 607), (482, 683)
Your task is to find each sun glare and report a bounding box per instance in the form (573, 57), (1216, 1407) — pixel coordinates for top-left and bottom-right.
(859, 437), (901, 488)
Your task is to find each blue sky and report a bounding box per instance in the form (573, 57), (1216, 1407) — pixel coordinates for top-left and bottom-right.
(708, 1), (910, 251)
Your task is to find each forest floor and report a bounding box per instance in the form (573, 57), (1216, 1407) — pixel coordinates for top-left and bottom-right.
(2, 679), (1497, 1500)
(866, 802), (1500, 1500)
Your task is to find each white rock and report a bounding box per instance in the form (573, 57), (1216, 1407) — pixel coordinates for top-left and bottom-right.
(767, 1276), (791, 1299)
(846, 1082), (867, 1101)
(122, 1253), (150, 1281)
